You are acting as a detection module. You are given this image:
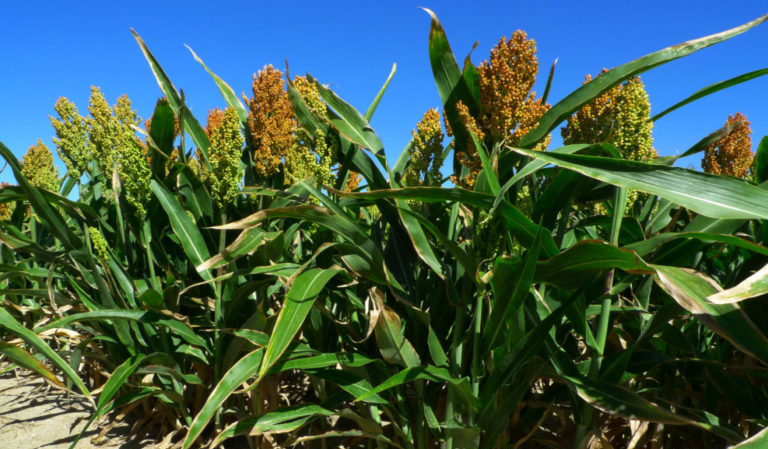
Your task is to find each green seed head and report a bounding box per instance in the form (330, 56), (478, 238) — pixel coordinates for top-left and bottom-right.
(208, 107), (245, 205)
(50, 97), (90, 179)
(20, 139), (59, 192)
(88, 226), (110, 261)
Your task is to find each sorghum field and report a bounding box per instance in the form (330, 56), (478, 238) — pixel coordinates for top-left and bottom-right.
(3, 9), (768, 449)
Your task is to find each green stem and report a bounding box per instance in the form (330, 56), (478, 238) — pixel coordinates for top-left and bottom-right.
(469, 291), (483, 425)
(213, 209), (227, 427)
(578, 187), (627, 448)
(143, 223), (159, 291)
(444, 303), (466, 449)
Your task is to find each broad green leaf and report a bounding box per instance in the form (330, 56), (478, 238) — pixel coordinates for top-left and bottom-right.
(535, 241), (653, 290)
(479, 292), (577, 408)
(652, 68), (768, 122)
(0, 342), (63, 386)
(97, 354), (146, 413)
(356, 365), (478, 410)
(214, 404), (333, 445)
(755, 136), (768, 184)
(332, 186), (558, 257)
(730, 427), (768, 449)
(492, 144), (595, 215)
(311, 76), (386, 162)
(292, 430), (399, 448)
(131, 29), (211, 167)
(624, 231), (768, 258)
(561, 374), (704, 426)
(472, 132), (501, 194)
(512, 148), (768, 220)
(198, 228), (282, 271)
(177, 165), (214, 222)
(35, 310), (207, 349)
(259, 268), (342, 377)
(708, 263), (768, 304)
(268, 352), (376, 374)
(520, 13), (768, 147)
(0, 308), (90, 397)
(186, 45), (249, 124)
(151, 179), (212, 281)
(399, 208), (475, 275)
(67, 354), (145, 449)
(679, 119), (750, 158)
(369, 287), (421, 368)
(653, 265), (768, 365)
(0, 141), (82, 249)
(147, 98), (176, 177)
(483, 230), (540, 352)
(309, 369), (388, 404)
(216, 204), (385, 283)
(423, 7), (479, 162)
(183, 348), (265, 449)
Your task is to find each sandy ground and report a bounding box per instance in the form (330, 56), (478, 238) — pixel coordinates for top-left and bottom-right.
(0, 372), (159, 449)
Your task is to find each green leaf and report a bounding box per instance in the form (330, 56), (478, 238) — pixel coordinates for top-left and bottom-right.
(217, 204), (384, 281)
(356, 365), (478, 410)
(309, 369), (388, 404)
(364, 63), (396, 121)
(214, 404), (333, 445)
(131, 29), (211, 168)
(332, 186), (559, 257)
(151, 179), (212, 280)
(0, 141), (82, 249)
(424, 7), (479, 169)
(67, 354), (146, 449)
(624, 231), (768, 258)
(369, 287), (421, 368)
(755, 136), (768, 184)
(35, 310), (207, 349)
(493, 144), (594, 215)
(679, 119), (749, 159)
(0, 308), (90, 397)
(97, 354), (146, 414)
(520, 13), (768, 147)
(259, 268), (342, 377)
(541, 58), (557, 103)
(653, 265), (768, 365)
(730, 427), (768, 449)
(147, 98), (176, 177)
(561, 374), (704, 426)
(183, 348), (265, 449)
(198, 228), (282, 271)
(512, 148), (768, 220)
(652, 68), (768, 122)
(708, 262), (768, 304)
(483, 229), (540, 352)
(0, 342), (63, 386)
(536, 241), (653, 290)
(311, 76), (386, 163)
(186, 45), (249, 125)
(268, 352), (376, 374)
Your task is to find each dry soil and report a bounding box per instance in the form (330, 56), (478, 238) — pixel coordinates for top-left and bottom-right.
(0, 372), (159, 449)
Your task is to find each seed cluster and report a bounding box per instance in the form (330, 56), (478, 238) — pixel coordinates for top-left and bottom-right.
(247, 65), (295, 178)
(20, 139), (59, 192)
(702, 112), (753, 178)
(450, 30), (551, 188)
(208, 107), (245, 205)
(405, 108), (444, 187)
(562, 72), (656, 163)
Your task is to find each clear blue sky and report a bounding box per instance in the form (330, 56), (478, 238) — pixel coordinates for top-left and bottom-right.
(1, 1), (767, 185)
